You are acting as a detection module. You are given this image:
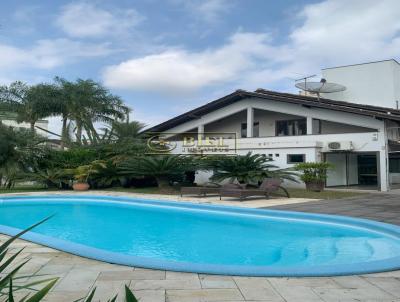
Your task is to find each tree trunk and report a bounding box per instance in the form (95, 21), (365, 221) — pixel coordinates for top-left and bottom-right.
(61, 116), (68, 149)
(155, 176), (170, 188)
(76, 121), (82, 145)
(30, 121), (35, 134)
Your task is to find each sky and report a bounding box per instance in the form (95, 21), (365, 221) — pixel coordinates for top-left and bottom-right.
(1, 0), (400, 134)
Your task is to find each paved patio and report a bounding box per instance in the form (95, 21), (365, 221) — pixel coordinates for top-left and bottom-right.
(268, 193), (400, 226)
(2, 192), (400, 302)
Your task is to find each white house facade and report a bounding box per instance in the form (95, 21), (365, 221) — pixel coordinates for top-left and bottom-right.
(148, 89), (400, 192)
(321, 59), (400, 109)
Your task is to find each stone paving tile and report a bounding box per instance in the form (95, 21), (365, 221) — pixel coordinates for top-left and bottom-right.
(233, 277), (283, 301)
(269, 284), (322, 301)
(312, 287), (397, 301)
(166, 271), (199, 280)
(166, 289), (244, 302)
(131, 268), (166, 280)
(36, 263), (74, 275)
(92, 279), (131, 302)
(134, 289), (166, 302)
(97, 269), (136, 281)
(268, 277), (340, 289)
(199, 275), (237, 289)
(364, 277), (400, 298)
(268, 194), (400, 227)
(81, 262), (132, 272)
(131, 278), (202, 290)
(25, 273), (65, 291)
(365, 270), (400, 278)
(42, 290), (88, 302)
(54, 267), (100, 292)
(17, 254), (53, 275)
(332, 276), (376, 289)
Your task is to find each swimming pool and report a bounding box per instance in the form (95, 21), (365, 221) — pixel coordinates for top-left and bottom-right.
(1, 195), (400, 276)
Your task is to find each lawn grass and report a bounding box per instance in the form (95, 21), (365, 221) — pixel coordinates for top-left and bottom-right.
(0, 185), (365, 200)
(0, 186), (51, 194)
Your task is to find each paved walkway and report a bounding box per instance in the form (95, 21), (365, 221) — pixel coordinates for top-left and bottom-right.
(268, 194), (400, 226)
(2, 192), (400, 302)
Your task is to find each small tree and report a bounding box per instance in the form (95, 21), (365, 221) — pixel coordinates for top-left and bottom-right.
(294, 162), (333, 192)
(207, 152), (298, 184)
(119, 155), (195, 188)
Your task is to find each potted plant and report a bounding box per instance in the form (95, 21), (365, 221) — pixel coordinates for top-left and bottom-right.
(294, 162), (333, 192)
(71, 164), (93, 191)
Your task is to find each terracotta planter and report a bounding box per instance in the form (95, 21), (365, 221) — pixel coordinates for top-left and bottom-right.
(305, 181), (325, 192)
(72, 182), (90, 191)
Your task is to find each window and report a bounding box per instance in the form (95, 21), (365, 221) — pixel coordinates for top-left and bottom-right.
(390, 157), (400, 173)
(276, 119), (306, 136)
(253, 122), (259, 137)
(287, 154), (305, 164)
(313, 119), (321, 134)
(241, 122), (260, 138)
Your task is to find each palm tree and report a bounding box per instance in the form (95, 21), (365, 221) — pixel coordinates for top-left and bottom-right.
(54, 77), (129, 147)
(107, 120), (146, 142)
(207, 152), (298, 184)
(0, 124), (46, 188)
(119, 155), (194, 188)
(0, 81), (59, 133)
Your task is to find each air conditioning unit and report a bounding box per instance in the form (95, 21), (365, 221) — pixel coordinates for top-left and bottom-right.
(327, 141), (353, 151)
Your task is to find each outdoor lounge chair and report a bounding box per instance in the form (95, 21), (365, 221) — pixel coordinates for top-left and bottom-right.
(180, 182), (221, 197)
(219, 178), (290, 201)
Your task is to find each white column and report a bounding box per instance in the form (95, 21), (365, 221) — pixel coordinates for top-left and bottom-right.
(306, 116), (313, 135)
(197, 124), (204, 134)
(377, 122), (389, 191)
(197, 124), (204, 142)
(378, 149), (389, 191)
(246, 107), (254, 138)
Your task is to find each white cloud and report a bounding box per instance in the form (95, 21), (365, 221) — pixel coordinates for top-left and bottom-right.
(0, 39), (113, 71)
(288, 0), (400, 68)
(103, 0), (400, 95)
(56, 2), (144, 38)
(102, 32), (275, 94)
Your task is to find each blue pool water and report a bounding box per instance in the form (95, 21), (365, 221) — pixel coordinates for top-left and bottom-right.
(1, 195), (400, 276)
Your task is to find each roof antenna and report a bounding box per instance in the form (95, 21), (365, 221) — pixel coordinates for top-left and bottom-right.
(295, 74), (316, 96)
(295, 77), (346, 101)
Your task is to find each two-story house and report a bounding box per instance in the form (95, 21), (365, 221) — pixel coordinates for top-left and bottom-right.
(147, 88), (400, 191)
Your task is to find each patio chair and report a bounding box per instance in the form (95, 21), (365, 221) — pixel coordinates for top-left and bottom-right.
(180, 182), (221, 197)
(219, 178), (290, 201)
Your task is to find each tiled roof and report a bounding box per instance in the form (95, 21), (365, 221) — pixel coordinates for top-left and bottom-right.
(146, 89), (400, 132)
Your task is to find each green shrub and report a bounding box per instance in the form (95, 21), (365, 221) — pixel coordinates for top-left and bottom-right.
(119, 155), (195, 188)
(294, 162), (333, 183)
(42, 148), (98, 170)
(207, 152), (298, 184)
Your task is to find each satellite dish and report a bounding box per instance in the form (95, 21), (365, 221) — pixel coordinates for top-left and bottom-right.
(295, 78), (346, 100)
